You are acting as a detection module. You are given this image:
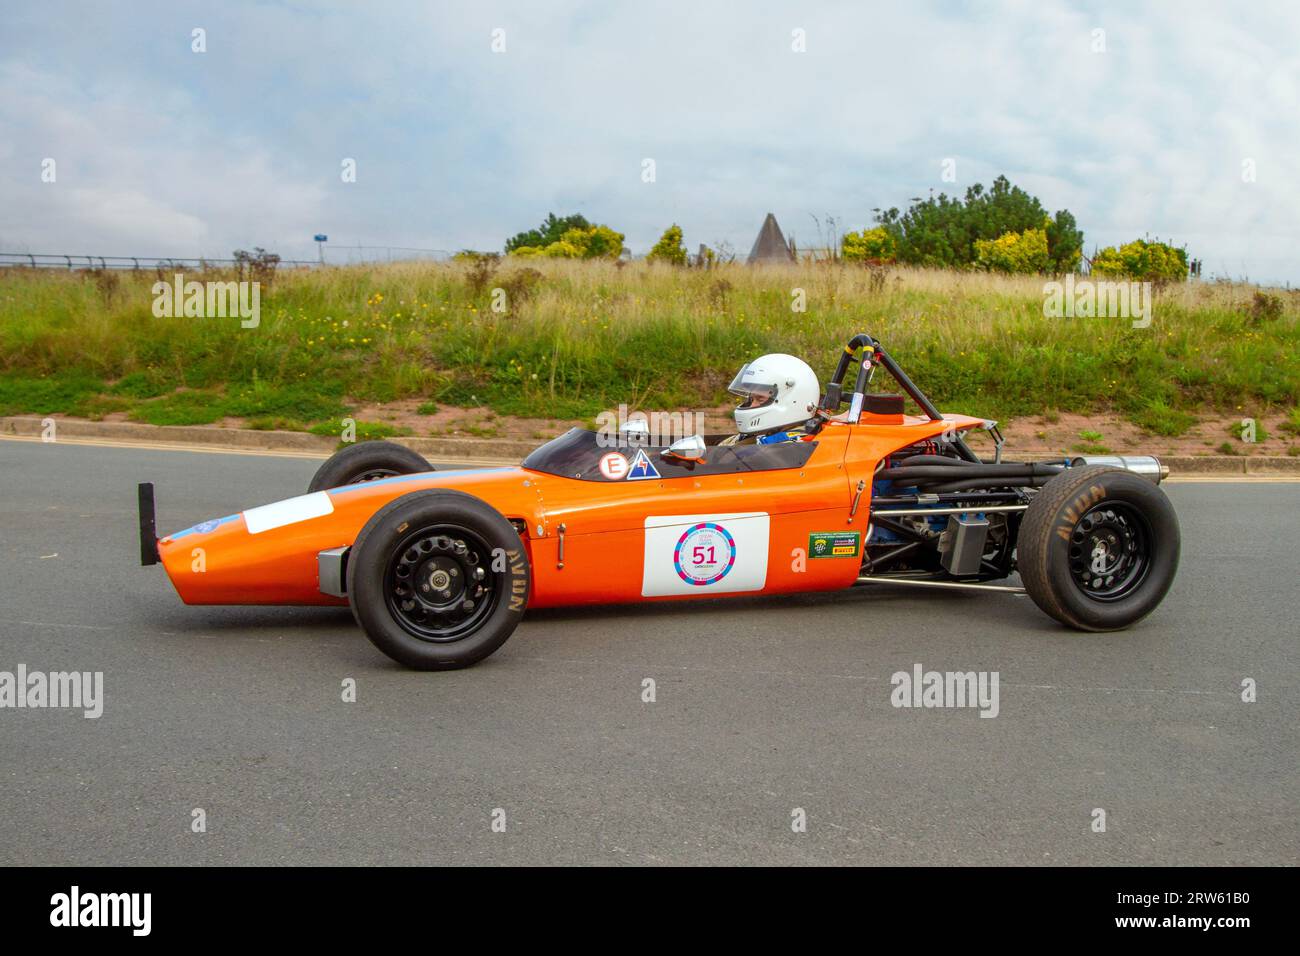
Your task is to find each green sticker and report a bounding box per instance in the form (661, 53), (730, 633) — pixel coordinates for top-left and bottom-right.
(808, 531), (861, 559)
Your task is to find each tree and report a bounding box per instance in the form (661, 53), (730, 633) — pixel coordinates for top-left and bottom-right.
(1045, 209), (1083, 273)
(875, 176), (1083, 273)
(504, 213), (592, 253)
(647, 224), (687, 265)
(505, 214), (624, 260)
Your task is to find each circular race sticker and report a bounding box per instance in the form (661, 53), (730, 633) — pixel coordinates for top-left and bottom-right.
(598, 452), (629, 480)
(673, 522), (737, 586)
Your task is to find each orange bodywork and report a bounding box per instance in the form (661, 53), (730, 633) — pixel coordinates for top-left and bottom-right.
(157, 414), (985, 609)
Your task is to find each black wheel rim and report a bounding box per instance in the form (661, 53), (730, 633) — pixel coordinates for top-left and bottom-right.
(1067, 501), (1152, 602)
(349, 468), (400, 484)
(384, 523), (501, 642)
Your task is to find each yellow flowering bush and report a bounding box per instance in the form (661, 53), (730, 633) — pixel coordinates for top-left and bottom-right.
(973, 227), (1051, 274)
(509, 225), (625, 260)
(1091, 239), (1188, 281)
(646, 224), (687, 265)
(841, 226), (896, 263)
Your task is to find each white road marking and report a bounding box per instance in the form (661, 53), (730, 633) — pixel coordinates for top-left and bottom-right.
(0, 433), (330, 459)
(11, 619), (114, 631)
(0, 433), (513, 467)
(9, 433), (1291, 478)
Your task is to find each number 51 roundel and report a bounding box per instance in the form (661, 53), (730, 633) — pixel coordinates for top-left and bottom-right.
(641, 513), (770, 597)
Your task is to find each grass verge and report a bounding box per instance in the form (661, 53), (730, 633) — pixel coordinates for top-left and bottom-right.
(1, 261), (1296, 435)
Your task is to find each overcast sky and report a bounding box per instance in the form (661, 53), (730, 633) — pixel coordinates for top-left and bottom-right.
(1, 1), (1296, 282)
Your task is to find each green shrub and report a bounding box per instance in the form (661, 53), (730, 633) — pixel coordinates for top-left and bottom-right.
(130, 390), (226, 426)
(221, 383), (346, 422)
(506, 215), (625, 260)
(246, 416), (307, 431)
(647, 224), (688, 266)
(1074, 429), (1111, 454)
(0, 373), (102, 416)
(875, 175), (1082, 272)
(505, 213), (591, 253)
(1131, 399), (1196, 437)
(1280, 407), (1300, 435)
(1247, 292), (1283, 323)
(1228, 419), (1269, 443)
(109, 371), (170, 399)
(309, 420), (410, 442)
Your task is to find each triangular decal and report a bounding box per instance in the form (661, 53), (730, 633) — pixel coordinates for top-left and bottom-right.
(626, 448), (661, 481)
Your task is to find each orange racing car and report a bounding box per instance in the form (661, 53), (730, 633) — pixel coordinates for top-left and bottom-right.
(138, 333), (1181, 669)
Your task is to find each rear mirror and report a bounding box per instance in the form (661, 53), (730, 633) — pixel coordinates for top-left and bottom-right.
(619, 419), (650, 444)
(662, 434), (706, 463)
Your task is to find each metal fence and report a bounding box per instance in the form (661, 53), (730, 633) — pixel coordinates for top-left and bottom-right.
(0, 248), (452, 271)
(0, 252), (315, 271)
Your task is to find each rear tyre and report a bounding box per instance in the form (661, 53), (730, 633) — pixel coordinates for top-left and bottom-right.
(1018, 465), (1179, 631)
(346, 490), (530, 669)
(307, 440), (433, 492)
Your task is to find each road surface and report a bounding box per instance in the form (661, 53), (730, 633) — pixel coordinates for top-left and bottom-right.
(0, 438), (1295, 865)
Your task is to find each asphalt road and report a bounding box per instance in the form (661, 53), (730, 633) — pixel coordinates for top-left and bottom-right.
(0, 438), (1296, 866)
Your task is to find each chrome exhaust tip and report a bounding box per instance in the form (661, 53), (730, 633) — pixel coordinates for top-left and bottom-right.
(1070, 455), (1166, 484)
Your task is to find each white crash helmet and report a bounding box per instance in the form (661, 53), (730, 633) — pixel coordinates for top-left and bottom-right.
(729, 353), (820, 435)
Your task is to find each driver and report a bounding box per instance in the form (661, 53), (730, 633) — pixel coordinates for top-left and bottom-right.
(722, 353), (821, 445)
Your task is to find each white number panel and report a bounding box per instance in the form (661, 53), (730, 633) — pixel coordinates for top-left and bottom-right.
(242, 491), (334, 535)
(641, 512), (770, 597)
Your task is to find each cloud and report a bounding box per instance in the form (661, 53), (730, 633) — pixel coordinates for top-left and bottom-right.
(0, 60), (328, 258)
(0, 0), (1296, 281)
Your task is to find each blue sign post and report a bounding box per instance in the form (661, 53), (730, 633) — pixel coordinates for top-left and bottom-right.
(313, 234), (328, 264)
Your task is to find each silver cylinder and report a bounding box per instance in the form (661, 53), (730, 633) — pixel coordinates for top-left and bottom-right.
(1070, 455), (1167, 483)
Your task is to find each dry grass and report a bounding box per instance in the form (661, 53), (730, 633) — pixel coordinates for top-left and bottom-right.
(0, 260), (1295, 435)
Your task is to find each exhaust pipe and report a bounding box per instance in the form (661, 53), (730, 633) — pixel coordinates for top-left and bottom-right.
(1070, 455), (1168, 484)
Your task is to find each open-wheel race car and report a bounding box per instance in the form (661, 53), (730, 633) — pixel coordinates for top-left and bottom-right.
(138, 332), (1181, 669)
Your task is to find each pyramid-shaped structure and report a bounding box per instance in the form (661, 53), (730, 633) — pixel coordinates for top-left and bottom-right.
(747, 212), (795, 264)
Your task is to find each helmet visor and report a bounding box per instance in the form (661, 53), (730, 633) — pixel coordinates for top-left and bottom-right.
(727, 363), (777, 409)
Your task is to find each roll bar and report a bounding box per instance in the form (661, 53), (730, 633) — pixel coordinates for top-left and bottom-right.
(827, 333), (981, 463)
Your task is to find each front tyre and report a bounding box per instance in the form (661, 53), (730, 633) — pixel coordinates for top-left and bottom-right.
(346, 490), (530, 669)
(1018, 465), (1179, 631)
(307, 440), (433, 492)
